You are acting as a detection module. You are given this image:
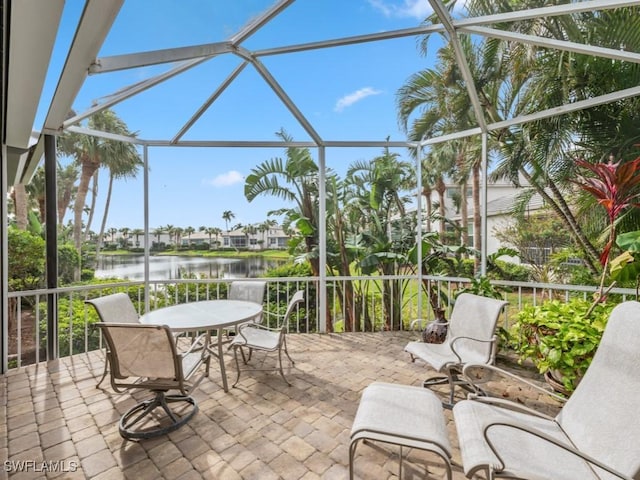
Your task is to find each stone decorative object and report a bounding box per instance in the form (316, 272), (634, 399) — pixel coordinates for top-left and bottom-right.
(422, 308), (448, 344)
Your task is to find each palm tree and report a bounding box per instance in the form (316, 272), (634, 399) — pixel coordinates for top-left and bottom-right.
(200, 226), (220, 249)
(222, 211), (235, 233)
(397, 38), (482, 259)
(257, 220), (276, 249)
(152, 227), (165, 248)
(119, 227), (130, 249)
(245, 129), (321, 277)
(57, 108), (138, 253)
(184, 226), (195, 248)
(25, 166), (46, 224)
(173, 227), (184, 248)
(95, 139), (142, 254)
(107, 227), (118, 244)
(131, 228), (144, 248)
(344, 147), (415, 330)
(56, 163), (78, 226)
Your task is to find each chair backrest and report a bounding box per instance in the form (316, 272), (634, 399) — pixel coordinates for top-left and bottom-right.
(229, 281), (266, 304)
(557, 301), (640, 478)
(86, 292), (139, 324)
(97, 323), (179, 380)
(448, 293), (508, 363)
(282, 290), (305, 326)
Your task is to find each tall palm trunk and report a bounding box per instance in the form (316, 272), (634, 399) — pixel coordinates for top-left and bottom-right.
(422, 184), (433, 232)
(460, 178), (468, 248)
(84, 171), (99, 241)
(12, 184), (28, 230)
(73, 155), (100, 251)
(96, 172), (115, 255)
(436, 176), (446, 242)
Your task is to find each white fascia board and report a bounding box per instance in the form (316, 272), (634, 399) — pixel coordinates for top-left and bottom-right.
(43, 0), (124, 133)
(6, 0), (64, 149)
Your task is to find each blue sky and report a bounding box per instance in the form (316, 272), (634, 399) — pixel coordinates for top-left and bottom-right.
(38, 0), (444, 232)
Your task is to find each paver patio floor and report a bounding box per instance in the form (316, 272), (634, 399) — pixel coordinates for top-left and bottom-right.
(0, 332), (562, 479)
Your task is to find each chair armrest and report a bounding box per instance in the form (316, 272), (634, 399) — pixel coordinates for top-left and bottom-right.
(263, 310), (287, 327)
(231, 323), (284, 347)
(449, 335), (496, 363)
(463, 363), (567, 405)
(483, 421), (632, 480)
(181, 333), (209, 357)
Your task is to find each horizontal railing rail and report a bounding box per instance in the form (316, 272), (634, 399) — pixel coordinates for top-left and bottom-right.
(6, 275), (638, 370)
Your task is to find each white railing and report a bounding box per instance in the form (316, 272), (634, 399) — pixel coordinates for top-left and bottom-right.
(6, 275), (638, 370)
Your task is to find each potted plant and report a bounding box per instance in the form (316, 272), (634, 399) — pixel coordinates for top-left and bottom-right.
(511, 298), (613, 394)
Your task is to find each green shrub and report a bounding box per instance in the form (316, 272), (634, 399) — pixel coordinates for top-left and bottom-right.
(511, 298), (613, 392)
(40, 297), (101, 357)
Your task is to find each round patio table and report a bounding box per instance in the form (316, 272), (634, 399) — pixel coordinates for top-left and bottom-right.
(140, 299), (262, 392)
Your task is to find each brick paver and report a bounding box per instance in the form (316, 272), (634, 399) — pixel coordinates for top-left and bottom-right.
(0, 332), (561, 479)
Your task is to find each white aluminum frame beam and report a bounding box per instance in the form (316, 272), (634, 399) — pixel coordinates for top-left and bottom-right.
(453, 0), (640, 28)
(89, 42), (233, 74)
(229, 0), (296, 45)
(171, 61), (249, 144)
(461, 26), (640, 64)
(429, 0), (487, 132)
(237, 48), (323, 145)
(62, 57), (209, 129)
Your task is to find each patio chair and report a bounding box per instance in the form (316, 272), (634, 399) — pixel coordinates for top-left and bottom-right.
(228, 280), (266, 324)
(86, 292), (140, 390)
(405, 292), (508, 407)
(96, 322), (210, 440)
(229, 289), (304, 387)
(454, 300), (640, 480)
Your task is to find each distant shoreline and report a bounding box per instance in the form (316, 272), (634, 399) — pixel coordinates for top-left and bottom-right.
(98, 249), (291, 260)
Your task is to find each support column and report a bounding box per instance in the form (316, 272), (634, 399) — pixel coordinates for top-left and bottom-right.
(143, 145), (150, 313)
(318, 146), (327, 333)
(416, 144), (423, 320)
(45, 134), (58, 360)
(1, 142), (7, 373)
(481, 132), (488, 276)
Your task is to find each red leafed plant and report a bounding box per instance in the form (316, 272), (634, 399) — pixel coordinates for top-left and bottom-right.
(575, 155), (640, 312)
(576, 156), (640, 267)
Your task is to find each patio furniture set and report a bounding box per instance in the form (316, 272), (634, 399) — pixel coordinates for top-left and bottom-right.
(87, 288), (640, 479)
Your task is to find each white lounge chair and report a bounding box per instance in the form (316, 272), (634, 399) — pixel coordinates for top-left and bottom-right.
(454, 300), (640, 479)
(405, 292), (508, 406)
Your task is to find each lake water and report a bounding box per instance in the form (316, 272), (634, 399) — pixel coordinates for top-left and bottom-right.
(94, 255), (286, 281)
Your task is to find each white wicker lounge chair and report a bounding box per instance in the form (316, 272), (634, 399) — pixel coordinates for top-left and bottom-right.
(97, 322), (210, 440)
(405, 292), (508, 407)
(86, 292), (140, 390)
(454, 300), (640, 479)
(230, 290), (304, 386)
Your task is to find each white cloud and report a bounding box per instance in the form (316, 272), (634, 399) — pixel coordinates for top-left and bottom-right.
(208, 170), (244, 187)
(368, 0), (432, 20)
(334, 87), (383, 112)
